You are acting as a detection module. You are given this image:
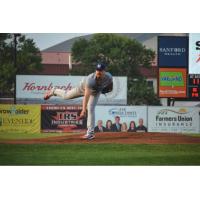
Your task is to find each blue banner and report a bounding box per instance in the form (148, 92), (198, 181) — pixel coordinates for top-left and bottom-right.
(158, 36), (188, 67)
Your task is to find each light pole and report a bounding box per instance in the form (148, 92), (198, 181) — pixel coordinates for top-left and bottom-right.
(13, 33), (21, 104)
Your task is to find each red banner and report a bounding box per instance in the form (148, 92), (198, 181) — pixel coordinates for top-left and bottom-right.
(41, 105), (87, 133)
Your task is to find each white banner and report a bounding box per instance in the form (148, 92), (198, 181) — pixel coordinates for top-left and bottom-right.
(95, 106), (147, 130)
(189, 33), (200, 74)
(16, 75), (127, 105)
(148, 106), (199, 133)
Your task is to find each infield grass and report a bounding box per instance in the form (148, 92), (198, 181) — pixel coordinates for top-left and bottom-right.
(0, 132), (74, 140)
(0, 143), (200, 165)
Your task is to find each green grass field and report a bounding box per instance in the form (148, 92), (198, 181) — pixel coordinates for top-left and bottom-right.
(1, 131), (200, 165)
(0, 143), (200, 165)
(0, 131), (74, 140)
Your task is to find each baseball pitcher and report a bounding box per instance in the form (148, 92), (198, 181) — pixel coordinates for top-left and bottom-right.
(44, 63), (113, 140)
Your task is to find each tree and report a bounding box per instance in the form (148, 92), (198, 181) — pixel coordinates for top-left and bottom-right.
(0, 34), (42, 97)
(128, 78), (161, 105)
(71, 33), (160, 105)
(72, 34), (155, 76)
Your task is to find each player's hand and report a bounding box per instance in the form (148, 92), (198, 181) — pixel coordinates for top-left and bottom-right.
(78, 110), (86, 120)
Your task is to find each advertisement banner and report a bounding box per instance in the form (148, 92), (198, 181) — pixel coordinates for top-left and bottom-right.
(158, 36), (188, 67)
(0, 104), (40, 133)
(41, 105), (87, 132)
(159, 68), (187, 98)
(148, 106), (199, 133)
(189, 33), (200, 74)
(95, 106), (147, 132)
(16, 75), (127, 105)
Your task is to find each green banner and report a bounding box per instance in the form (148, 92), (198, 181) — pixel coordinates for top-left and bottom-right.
(160, 72), (184, 86)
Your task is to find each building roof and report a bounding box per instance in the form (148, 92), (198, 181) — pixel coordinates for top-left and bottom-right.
(42, 34), (92, 52)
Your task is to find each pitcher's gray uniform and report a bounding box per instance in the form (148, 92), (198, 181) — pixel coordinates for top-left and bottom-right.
(53, 72), (113, 132)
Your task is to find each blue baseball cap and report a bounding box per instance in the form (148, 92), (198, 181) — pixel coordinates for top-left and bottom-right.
(96, 63), (106, 71)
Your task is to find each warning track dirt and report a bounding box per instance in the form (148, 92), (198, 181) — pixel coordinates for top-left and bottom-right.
(1, 132), (200, 144)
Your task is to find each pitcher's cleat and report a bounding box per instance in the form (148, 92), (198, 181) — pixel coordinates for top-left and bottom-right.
(82, 134), (95, 140)
(82, 131), (95, 140)
(87, 134), (95, 140)
(44, 88), (55, 100)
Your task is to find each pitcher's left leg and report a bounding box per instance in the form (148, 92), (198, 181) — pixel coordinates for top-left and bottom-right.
(83, 93), (100, 139)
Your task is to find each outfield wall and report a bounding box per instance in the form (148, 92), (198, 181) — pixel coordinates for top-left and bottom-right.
(0, 104), (199, 133)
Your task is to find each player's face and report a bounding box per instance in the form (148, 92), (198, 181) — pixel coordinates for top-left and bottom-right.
(95, 70), (104, 79)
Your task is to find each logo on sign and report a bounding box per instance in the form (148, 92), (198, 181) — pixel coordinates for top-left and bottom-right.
(0, 106), (29, 115)
(51, 111), (83, 126)
(160, 72), (184, 86)
(109, 108), (137, 117)
(159, 48), (186, 56)
(196, 41), (200, 50)
(196, 54), (200, 63)
(54, 112), (77, 121)
(195, 41), (200, 63)
(155, 108), (193, 128)
(22, 82), (73, 94)
(157, 108), (188, 115)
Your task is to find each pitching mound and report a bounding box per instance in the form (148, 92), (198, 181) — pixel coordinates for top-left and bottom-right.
(1, 132), (200, 144)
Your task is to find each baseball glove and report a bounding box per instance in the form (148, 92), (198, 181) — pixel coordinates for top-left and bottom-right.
(101, 82), (113, 94)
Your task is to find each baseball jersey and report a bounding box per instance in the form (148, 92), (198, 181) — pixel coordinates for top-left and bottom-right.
(79, 72), (113, 94)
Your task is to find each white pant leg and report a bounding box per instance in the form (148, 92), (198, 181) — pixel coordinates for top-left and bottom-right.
(54, 87), (84, 99)
(54, 87), (100, 132)
(87, 93), (100, 132)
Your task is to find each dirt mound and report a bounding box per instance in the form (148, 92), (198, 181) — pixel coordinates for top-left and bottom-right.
(1, 132), (200, 144)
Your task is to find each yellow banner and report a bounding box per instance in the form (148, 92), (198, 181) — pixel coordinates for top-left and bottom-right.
(0, 104), (40, 133)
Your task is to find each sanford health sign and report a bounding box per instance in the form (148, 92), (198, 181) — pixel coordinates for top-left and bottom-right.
(158, 36), (188, 67)
(0, 105), (40, 133)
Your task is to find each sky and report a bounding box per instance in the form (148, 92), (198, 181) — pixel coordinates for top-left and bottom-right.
(25, 33), (90, 51)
